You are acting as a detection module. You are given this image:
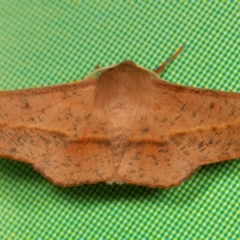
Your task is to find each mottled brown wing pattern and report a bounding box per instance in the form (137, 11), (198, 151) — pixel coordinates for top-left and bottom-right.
(0, 79), (115, 185)
(117, 138), (200, 188)
(153, 81), (240, 164)
(115, 113), (200, 188)
(33, 139), (114, 186)
(116, 79), (240, 188)
(0, 80), (96, 138)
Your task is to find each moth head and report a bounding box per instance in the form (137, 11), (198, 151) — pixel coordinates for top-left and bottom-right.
(87, 60), (158, 80)
(94, 60), (158, 110)
(117, 60), (136, 70)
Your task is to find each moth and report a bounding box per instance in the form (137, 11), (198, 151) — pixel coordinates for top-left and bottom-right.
(0, 47), (239, 188)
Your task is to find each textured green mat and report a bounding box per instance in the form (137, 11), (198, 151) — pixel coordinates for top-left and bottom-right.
(0, 1), (239, 239)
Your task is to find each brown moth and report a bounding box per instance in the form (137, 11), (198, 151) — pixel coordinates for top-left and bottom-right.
(0, 47), (239, 188)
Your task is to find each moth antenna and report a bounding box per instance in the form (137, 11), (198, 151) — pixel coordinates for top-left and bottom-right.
(154, 46), (184, 75)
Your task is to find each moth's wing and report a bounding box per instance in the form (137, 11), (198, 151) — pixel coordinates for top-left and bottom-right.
(154, 80), (240, 164)
(0, 79), (115, 186)
(116, 119), (201, 188)
(117, 79), (240, 188)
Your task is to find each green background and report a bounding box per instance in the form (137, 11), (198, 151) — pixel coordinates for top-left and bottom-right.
(0, 0), (239, 239)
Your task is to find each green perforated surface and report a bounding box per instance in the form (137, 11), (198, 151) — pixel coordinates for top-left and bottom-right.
(0, 1), (239, 239)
